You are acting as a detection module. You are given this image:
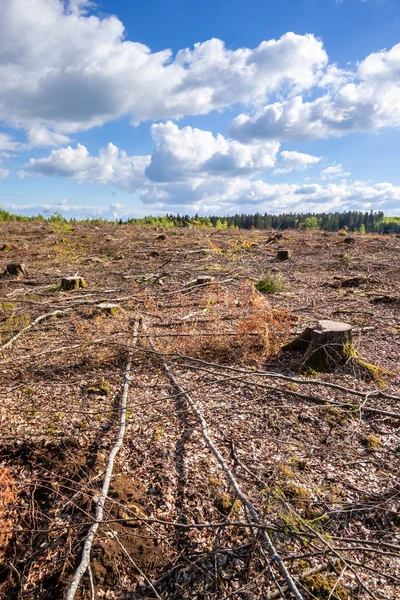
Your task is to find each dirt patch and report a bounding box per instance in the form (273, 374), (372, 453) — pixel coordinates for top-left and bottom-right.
(0, 441), (162, 599)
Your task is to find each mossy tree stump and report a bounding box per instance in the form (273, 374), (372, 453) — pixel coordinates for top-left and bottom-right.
(3, 263), (28, 277)
(60, 276), (86, 291)
(97, 302), (121, 316)
(283, 320), (353, 372)
(276, 249), (290, 261)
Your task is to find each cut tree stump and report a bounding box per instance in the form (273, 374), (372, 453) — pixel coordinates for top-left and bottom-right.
(276, 249), (290, 261)
(194, 275), (214, 286)
(60, 276), (87, 291)
(97, 303), (122, 316)
(282, 320), (353, 372)
(3, 263), (28, 277)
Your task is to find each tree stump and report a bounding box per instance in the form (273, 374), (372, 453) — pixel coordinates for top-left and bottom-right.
(195, 275), (214, 286)
(3, 263), (28, 277)
(60, 276), (86, 291)
(97, 302), (121, 316)
(282, 320), (353, 372)
(276, 249), (290, 261)
(156, 233), (167, 241)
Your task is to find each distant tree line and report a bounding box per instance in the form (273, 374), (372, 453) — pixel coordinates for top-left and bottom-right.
(0, 207), (399, 233)
(127, 211), (400, 234)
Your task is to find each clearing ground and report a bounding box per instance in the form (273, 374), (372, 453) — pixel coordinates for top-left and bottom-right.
(0, 222), (399, 599)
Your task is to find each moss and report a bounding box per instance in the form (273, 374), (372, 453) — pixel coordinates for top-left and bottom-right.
(87, 380), (111, 397)
(362, 434), (382, 450)
(0, 301), (16, 311)
(283, 483), (311, 501)
(343, 342), (359, 358)
(280, 510), (302, 533)
(285, 382), (299, 392)
(278, 464), (295, 480)
(343, 344), (392, 385)
(208, 477), (221, 493)
(214, 492), (241, 515)
(302, 574), (349, 600)
(321, 406), (352, 427)
(355, 359), (393, 386)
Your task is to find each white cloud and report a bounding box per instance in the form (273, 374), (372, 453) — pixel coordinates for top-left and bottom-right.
(0, 132), (21, 152)
(0, 168), (9, 179)
(26, 142), (151, 189)
(146, 121), (280, 182)
(230, 42), (400, 142)
(27, 127), (71, 147)
(138, 178), (400, 216)
(273, 150), (321, 174)
(320, 163), (351, 179)
(23, 125), (400, 216)
(0, 0), (327, 134)
(26, 122), (280, 186)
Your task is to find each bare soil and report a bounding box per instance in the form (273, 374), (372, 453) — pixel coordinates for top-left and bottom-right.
(0, 223), (399, 599)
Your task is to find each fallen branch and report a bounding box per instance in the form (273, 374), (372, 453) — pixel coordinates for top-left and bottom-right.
(143, 320), (305, 600)
(64, 316), (141, 600)
(1, 309), (66, 351)
(174, 353), (400, 401)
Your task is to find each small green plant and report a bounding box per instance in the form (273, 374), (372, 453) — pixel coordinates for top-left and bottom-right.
(154, 426), (164, 440)
(255, 275), (283, 294)
(339, 253), (353, 268)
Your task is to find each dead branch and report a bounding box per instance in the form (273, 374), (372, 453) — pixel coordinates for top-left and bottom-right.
(63, 317), (141, 600)
(1, 309), (66, 351)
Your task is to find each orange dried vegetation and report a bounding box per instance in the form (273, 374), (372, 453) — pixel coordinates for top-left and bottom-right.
(0, 467), (17, 559)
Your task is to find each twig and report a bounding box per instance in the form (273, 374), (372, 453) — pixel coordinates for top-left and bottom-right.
(63, 317), (141, 600)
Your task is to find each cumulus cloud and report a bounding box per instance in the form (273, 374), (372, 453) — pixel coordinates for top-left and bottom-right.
(26, 122), (280, 187)
(230, 42), (400, 142)
(146, 121), (280, 182)
(0, 0), (327, 134)
(320, 163), (351, 179)
(273, 150), (321, 174)
(139, 178), (400, 216)
(26, 143), (151, 189)
(0, 168), (9, 179)
(23, 123), (400, 216)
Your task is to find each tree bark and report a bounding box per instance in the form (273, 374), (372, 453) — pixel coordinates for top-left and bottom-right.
(60, 276), (86, 291)
(283, 320), (353, 372)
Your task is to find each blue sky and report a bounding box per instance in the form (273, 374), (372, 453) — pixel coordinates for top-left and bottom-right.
(1, 0), (400, 219)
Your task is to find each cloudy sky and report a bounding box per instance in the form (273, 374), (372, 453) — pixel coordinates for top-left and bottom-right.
(1, 0), (400, 219)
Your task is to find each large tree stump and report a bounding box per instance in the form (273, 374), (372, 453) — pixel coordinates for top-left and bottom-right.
(282, 320), (353, 372)
(60, 276), (86, 291)
(3, 263), (28, 277)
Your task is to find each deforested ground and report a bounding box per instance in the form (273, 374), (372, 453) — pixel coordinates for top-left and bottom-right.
(0, 222), (399, 599)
